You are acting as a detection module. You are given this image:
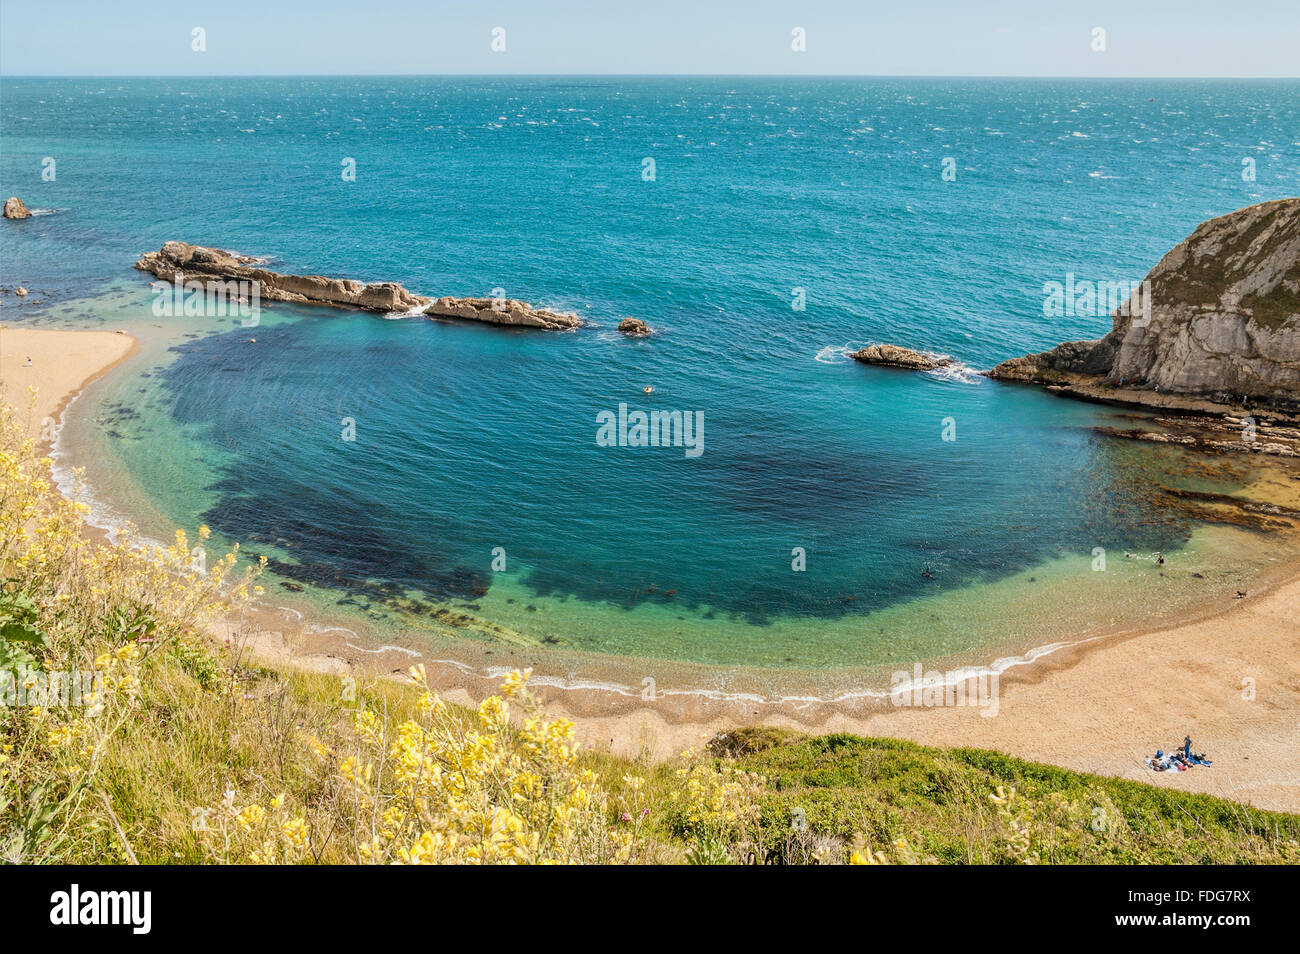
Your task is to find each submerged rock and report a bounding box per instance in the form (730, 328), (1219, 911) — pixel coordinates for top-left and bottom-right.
(135, 241), (581, 329)
(617, 317), (652, 336)
(2, 197), (32, 219)
(989, 198), (1300, 411)
(850, 343), (954, 371)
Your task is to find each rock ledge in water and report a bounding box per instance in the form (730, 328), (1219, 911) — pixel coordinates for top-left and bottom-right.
(134, 241), (581, 329)
(850, 343), (954, 371)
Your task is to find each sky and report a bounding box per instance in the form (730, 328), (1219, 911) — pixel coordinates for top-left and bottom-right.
(1, 0), (1297, 77)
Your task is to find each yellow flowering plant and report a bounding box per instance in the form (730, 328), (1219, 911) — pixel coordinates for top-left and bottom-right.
(666, 748), (766, 862)
(336, 667), (643, 864)
(0, 398), (258, 863)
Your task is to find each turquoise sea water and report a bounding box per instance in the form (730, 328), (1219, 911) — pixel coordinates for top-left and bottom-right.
(2, 77), (1297, 685)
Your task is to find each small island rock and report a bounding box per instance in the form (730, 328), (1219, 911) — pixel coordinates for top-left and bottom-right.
(3, 197), (32, 220)
(850, 343), (954, 371)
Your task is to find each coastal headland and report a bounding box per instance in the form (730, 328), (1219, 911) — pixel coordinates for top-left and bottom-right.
(852, 199), (1300, 457)
(986, 198), (1300, 414)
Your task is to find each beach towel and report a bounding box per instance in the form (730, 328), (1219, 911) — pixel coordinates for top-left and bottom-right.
(1145, 749), (1212, 771)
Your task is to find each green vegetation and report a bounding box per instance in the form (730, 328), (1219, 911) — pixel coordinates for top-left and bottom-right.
(3, 399), (1296, 865)
(692, 728), (1299, 864)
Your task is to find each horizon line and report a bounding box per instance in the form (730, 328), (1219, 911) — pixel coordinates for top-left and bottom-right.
(3, 72), (1299, 81)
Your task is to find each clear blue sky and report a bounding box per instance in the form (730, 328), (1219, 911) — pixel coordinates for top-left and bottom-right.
(2, 0), (1297, 77)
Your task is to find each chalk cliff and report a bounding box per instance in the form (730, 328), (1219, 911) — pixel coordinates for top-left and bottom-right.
(989, 199), (1300, 409)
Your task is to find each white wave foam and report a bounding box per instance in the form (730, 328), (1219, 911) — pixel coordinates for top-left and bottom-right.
(925, 361), (984, 384)
(49, 392), (164, 548)
(814, 342), (868, 364)
(406, 633), (1081, 708)
(387, 304), (427, 319)
(343, 639), (421, 657)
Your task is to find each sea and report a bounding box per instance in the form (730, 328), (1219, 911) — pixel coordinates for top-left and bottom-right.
(2, 76), (1297, 696)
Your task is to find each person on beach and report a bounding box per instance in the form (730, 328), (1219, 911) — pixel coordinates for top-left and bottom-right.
(25, 355), (32, 366)
(1148, 737), (1211, 771)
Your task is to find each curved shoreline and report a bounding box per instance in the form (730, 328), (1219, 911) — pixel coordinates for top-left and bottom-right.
(15, 325), (1300, 812)
(209, 561), (1300, 811)
(222, 544), (1290, 706)
(214, 544), (1300, 710)
(0, 325), (138, 444)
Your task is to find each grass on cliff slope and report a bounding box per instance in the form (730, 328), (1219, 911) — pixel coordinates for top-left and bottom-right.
(2, 397), (1297, 865)
(685, 728), (1298, 864)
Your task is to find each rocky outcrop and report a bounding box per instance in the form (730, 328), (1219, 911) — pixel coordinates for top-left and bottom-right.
(426, 297), (581, 330)
(3, 197), (32, 219)
(134, 242), (581, 329)
(136, 242), (429, 312)
(989, 199), (1300, 410)
(617, 317), (651, 336)
(850, 343), (954, 371)
(1093, 414), (1300, 458)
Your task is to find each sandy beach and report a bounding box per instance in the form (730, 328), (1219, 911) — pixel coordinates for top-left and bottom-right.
(223, 574), (1300, 812)
(12, 326), (1300, 814)
(0, 325), (137, 441)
